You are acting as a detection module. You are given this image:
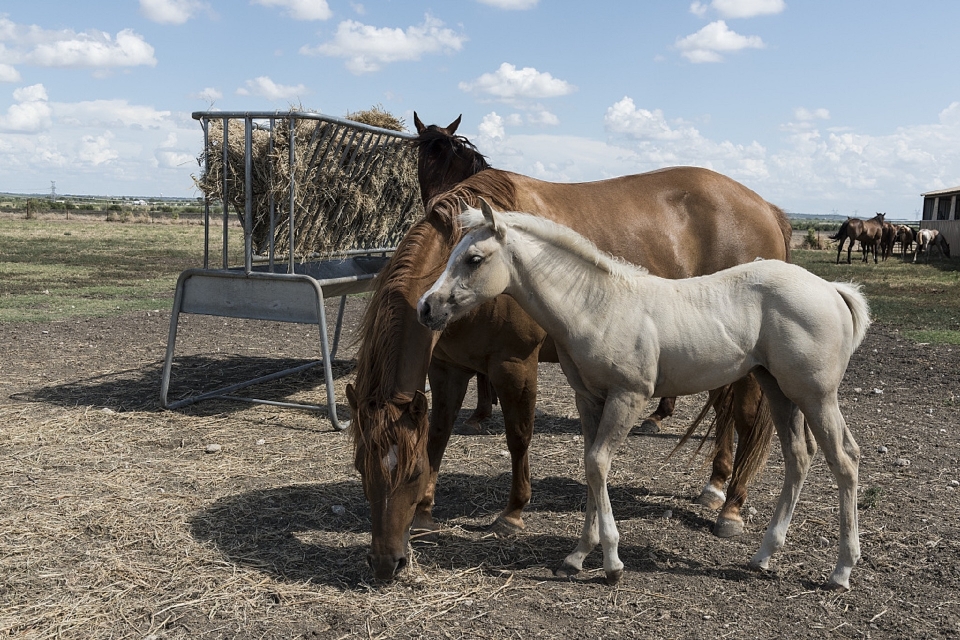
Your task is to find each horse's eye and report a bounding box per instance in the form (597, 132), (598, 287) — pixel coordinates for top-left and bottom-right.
(467, 254), (483, 267)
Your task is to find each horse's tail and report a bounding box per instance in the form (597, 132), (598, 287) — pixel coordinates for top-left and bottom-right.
(669, 380), (774, 509)
(833, 282), (871, 351)
(770, 204), (793, 263)
(829, 219), (850, 241)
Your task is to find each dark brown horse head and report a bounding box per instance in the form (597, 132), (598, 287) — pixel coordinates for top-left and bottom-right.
(412, 112), (491, 204)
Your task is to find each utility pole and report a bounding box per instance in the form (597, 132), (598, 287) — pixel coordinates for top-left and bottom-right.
(50, 181), (56, 200)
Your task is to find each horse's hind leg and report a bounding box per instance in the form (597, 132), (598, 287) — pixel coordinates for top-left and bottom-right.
(712, 376), (774, 538)
(638, 396), (676, 434)
(465, 373), (498, 431)
(748, 370), (818, 575)
(800, 397), (861, 590)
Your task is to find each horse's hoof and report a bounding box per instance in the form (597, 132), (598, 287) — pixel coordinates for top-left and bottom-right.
(694, 488), (725, 511)
(823, 579), (850, 592)
(713, 517), (744, 538)
(605, 569), (624, 586)
(554, 563), (581, 580)
(489, 516), (524, 538)
(637, 419), (660, 434)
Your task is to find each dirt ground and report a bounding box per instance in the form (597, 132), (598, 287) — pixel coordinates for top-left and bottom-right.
(2, 294), (959, 639)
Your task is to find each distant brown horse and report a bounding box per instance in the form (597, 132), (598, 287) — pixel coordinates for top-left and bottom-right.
(895, 225), (917, 257)
(880, 222), (896, 261)
(831, 213), (885, 264)
(349, 114), (792, 581)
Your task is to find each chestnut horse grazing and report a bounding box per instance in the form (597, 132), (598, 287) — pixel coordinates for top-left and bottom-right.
(419, 202), (870, 590)
(831, 213), (885, 264)
(349, 115), (791, 581)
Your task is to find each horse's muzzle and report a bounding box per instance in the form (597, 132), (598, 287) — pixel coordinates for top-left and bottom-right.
(417, 298), (449, 332)
(367, 551), (408, 581)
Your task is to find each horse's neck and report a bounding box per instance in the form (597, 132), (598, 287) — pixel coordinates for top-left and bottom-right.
(505, 232), (632, 345)
(356, 222), (449, 398)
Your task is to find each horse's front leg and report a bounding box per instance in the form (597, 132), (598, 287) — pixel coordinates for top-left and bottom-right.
(414, 359), (474, 539)
(556, 393), (602, 580)
(560, 390), (646, 586)
(486, 353), (540, 536)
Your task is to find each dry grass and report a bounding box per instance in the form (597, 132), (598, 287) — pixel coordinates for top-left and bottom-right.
(191, 108), (423, 259)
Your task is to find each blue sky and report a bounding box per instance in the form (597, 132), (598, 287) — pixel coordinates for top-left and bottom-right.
(2, 0), (960, 218)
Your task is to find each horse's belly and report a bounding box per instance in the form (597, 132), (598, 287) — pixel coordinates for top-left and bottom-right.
(652, 354), (756, 397)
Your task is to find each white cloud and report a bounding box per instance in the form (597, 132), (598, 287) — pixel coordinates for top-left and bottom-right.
(193, 87), (223, 104)
(675, 20), (764, 63)
(476, 0), (539, 9)
(0, 83), (52, 133)
(252, 0), (332, 21)
(712, 0), (786, 19)
(54, 99), (172, 129)
(794, 107), (830, 122)
(690, 2), (709, 17)
(77, 132), (119, 166)
(0, 63), (21, 82)
(478, 112), (505, 140)
(526, 109), (560, 126)
(139, 0), (208, 24)
(0, 18), (157, 69)
(301, 15), (466, 74)
(459, 63), (575, 102)
(236, 76), (308, 100)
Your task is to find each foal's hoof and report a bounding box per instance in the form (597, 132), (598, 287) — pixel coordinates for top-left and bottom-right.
(605, 569), (624, 586)
(712, 517), (744, 538)
(637, 419), (660, 435)
(554, 562), (582, 580)
(823, 579), (851, 592)
(488, 516), (524, 538)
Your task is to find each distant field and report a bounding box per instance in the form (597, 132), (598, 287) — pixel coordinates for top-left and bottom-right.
(0, 216), (233, 322)
(1, 217), (958, 342)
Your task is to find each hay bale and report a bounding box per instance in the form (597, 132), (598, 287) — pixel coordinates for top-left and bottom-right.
(192, 107), (422, 258)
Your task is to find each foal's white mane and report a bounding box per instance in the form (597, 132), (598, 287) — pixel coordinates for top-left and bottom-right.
(459, 209), (649, 281)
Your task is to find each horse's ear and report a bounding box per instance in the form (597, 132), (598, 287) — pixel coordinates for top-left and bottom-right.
(479, 197), (505, 239)
(458, 198), (470, 214)
(411, 390), (428, 423)
(447, 115), (462, 135)
(414, 112), (426, 134)
(346, 383), (358, 411)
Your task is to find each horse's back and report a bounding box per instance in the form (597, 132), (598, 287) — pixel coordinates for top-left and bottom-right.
(495, 167), (790, 278)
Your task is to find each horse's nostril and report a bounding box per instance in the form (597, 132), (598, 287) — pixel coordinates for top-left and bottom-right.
(395, 556), (408, 572)
(420, 300), (431, 319)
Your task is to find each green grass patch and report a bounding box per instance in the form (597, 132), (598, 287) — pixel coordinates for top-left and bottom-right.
(0, 218), (241, 322)
(791, 248), (960, 343)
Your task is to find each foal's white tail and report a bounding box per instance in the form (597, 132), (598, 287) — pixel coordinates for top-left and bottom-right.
(833, 282), (871, 350)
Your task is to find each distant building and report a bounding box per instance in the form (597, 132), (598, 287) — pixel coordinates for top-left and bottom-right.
(920, 187), (960, 251)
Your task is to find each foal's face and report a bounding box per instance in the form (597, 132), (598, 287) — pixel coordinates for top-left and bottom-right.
(417, 225), (511, 331)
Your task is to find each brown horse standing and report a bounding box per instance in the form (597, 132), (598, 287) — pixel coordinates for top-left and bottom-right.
(832, 213), (885, 264)
(349, 115), (792, 581)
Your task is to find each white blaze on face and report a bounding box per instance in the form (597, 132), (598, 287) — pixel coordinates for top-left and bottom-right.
(383, 444), (399, 473)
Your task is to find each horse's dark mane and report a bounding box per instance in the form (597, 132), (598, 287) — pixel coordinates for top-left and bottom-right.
(351, 170), (519, 485)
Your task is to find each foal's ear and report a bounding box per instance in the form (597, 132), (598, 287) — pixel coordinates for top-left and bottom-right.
(458, 198), (470, 214)
(479, 197), (505, 239)
(414, 112), (426, 134)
